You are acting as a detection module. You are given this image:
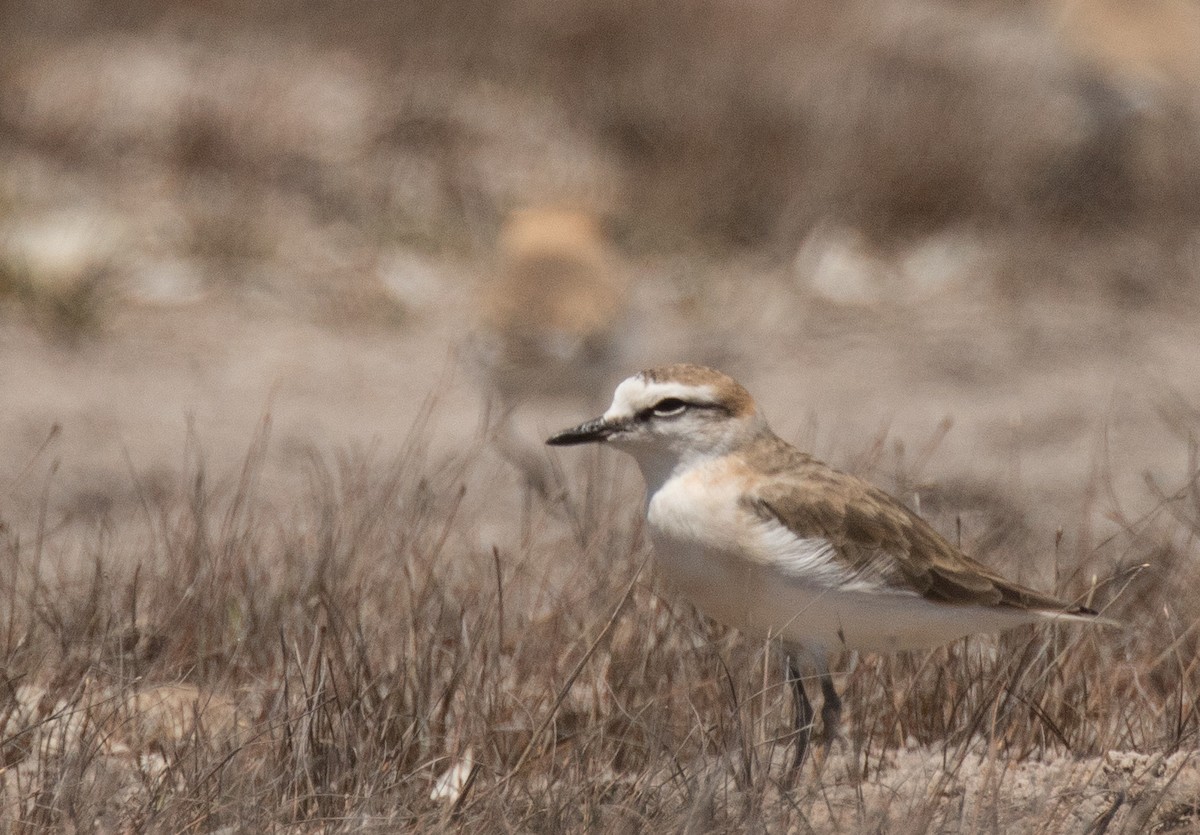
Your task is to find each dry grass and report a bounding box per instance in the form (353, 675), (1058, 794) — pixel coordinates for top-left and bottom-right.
(1, 401), (1197, 832)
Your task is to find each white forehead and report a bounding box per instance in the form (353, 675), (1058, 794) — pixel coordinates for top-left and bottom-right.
(603, 375), (717, 420)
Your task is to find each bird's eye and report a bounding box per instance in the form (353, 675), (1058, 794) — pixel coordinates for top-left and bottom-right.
(651, 398), (689, 417)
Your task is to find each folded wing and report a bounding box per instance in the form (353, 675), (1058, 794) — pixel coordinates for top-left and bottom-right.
(741, 444), (1094, 615)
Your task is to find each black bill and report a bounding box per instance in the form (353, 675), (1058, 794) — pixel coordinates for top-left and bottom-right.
(546, 416), (614, 446)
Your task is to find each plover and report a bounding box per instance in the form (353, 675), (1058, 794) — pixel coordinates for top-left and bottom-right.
(475, 207), (626, 401)
(547, 364), (1105, 768)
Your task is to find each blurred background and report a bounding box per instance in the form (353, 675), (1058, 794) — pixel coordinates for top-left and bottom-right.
(2, 0), (1199, 548)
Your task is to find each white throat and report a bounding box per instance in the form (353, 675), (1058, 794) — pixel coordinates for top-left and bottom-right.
(620, 443), (706, 498)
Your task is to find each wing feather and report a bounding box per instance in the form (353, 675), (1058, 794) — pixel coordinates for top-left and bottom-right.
(741, 437), (1094, 614)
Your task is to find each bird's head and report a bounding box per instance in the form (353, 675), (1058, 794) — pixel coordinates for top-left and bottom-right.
(547, 364), (769, 486)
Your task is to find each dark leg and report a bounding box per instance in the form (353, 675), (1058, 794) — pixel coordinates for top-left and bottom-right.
(786, 654), (815, 770)
(819, 669), (842, 749)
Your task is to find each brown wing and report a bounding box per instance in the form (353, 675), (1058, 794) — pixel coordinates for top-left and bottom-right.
(741, 436), (1092, 613)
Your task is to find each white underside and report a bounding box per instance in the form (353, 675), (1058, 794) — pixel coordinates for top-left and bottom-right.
(644, 460), (1069, 653)
(651, 534), (1049, 651)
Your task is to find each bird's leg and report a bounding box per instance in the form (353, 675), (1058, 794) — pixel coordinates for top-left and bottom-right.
(818, 668), (842, 750)
(786, 654), (815, 771)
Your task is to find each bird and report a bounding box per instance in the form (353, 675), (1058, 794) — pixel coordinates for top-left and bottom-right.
(546, 363), (1106, 770)
(474, 207), (627, 402)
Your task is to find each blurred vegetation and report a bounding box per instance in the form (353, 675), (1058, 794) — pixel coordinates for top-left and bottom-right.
(3, 0), (1198, 302)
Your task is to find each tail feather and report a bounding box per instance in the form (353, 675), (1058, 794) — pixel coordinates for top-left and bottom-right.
(1032, 606), (1121, 628)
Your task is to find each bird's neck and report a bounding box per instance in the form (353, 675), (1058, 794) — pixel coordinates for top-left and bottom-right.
(631, 449), (695, 498)
(632, 424), (775, 498)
